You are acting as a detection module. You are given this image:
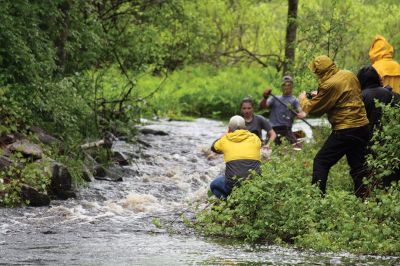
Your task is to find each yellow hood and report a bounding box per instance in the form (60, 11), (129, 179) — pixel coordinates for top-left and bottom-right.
(369, 35), (394, 64)
(308, 55), (339, 85)
(226, 129), (253, 142)
(212, 129), (261, 162)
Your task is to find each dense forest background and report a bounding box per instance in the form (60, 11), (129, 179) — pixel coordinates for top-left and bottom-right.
(1, 0), (400, 142)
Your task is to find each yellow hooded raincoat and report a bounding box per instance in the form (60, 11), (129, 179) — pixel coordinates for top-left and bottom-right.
(212, 129), (261, 183)
(300, 55), (369, 130)
(213, 129), (261, 162)
(369, 35), (400, 93)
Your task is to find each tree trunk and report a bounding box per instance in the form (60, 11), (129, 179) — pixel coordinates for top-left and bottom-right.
(55, 1), (70, 72)
(283, 0), (298, 76)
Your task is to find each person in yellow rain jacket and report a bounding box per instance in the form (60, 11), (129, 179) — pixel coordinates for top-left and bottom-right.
(299, 55), (370, 198)
(210, 115), (261, 199)
(369, 35), (400, 93)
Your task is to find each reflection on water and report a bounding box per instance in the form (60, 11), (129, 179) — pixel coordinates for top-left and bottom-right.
(1, 118), (399, 265)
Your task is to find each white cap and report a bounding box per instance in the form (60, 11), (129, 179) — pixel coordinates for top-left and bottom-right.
(228, 115), (246, 131)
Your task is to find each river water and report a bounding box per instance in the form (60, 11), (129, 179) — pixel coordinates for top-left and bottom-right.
(1, 118), (399, 265)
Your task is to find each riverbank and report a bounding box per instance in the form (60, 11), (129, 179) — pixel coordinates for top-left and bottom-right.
(195, 122), (400, 256)
(1, 118), (400, 264)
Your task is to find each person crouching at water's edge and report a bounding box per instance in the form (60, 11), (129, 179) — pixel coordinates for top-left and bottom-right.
(209, 115), (261, 199)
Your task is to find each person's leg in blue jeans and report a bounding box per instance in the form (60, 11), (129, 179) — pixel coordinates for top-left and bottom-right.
(210, 176), (232, 199)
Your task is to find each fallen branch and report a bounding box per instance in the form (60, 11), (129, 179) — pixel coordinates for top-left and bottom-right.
(80, 140), (105, 149)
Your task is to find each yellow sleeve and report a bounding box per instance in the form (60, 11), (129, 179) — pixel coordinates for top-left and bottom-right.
(300, 84), (340, 116)
(211, 138), (224, 154)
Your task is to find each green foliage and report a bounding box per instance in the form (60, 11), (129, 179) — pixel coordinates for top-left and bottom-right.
(135, 64), (281, 119)
(195, 128), (400, 255)
(367, 103), (400, 179)
(151, 218), (162, 229)
(0, 153), (51, 207)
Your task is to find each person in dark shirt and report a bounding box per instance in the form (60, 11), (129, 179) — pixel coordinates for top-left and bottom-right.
(259, 76), (306, 144)
(357, 65), (394, 136)
(240, 97), (276, 148)
(357, 65), (399, 187)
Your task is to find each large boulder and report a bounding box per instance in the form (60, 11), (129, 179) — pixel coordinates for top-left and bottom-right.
(0, 134), (19, 145)
(8, 139), (43, 160)
(30, 127), (60, 146)
(49, 161), (76, 199)
(112, 150), (130, 166)
(93, 165), (123, 182)
(20, 184), (50, 206)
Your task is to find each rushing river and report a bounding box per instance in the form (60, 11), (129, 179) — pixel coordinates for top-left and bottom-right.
(1, 118), (399, 265)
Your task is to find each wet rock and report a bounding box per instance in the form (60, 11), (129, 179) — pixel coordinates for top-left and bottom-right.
(42, 230), (57, 234)
(20, 184), (50, 206)
(112, 151), (130, 166)
(137, 139), (151, 148)
(49, 161), (74, 199)
(94, 166), (123, 182)
(30, 127), (59, 145)
(104, 167), (124, 182)
(139, 128), (168, 136)
(94, 165), (107, 178)
(8, 140), (43, 159)
(0, 155), (13, 170)
(199, 175), (209, 183)
(53, 190), (76, 200)
(94, 173), (123, 182)
(0, 134), (18, 145)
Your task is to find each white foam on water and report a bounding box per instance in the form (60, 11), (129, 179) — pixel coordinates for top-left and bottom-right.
(176, 181), (190, 192)
(105, 201), (126, 214)
(117, 192), (162, 213)
(0, 223), (10, 234)
(186, 186), (209, 204)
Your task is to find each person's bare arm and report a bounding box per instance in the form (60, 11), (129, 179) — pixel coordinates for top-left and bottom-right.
(265, 129), (276, 147)
(259, 88), (272, 109)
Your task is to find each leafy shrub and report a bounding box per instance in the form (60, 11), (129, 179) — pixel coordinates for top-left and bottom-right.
(195, 127), (400, 255)
(0, 153), (51, 207)
(367, 103), (400, 179)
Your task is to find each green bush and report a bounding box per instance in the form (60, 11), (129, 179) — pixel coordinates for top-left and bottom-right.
(195, 127), (400, 255)
(0, 153), (51, 207)
(368, 103), (400, 179)
(136, 64), (288, 119)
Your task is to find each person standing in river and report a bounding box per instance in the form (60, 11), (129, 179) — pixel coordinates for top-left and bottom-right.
(240, 97), (277, 149)
(209, 115), (261, 199)
(299, 55), (370, 198)
(259, 76), (306, 145)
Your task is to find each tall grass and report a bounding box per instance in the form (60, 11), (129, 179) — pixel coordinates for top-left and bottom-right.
(136, 64), (287, 119)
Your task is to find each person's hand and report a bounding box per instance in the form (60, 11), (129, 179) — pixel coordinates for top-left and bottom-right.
(297, 111), (306, 119)
(263, 88), (272, 99)
(261, 144), (272, 160)
(299, 91), (307, 100)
